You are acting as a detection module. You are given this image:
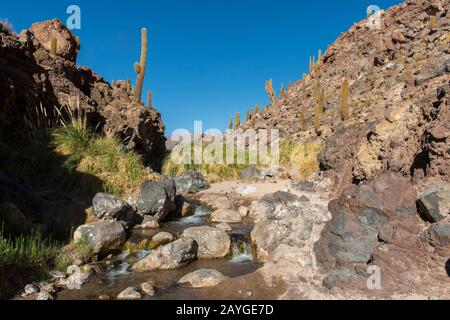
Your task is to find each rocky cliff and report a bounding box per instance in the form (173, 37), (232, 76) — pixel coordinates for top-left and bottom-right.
(243, 0), (449, 193)
(0, 19), (166, 170)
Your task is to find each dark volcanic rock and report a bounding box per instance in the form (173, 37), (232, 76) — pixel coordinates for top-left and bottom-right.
(314, 172), (419, 289)
(174, 171), (210, 194)
(136, 178), (177, 221)
(417, 183), (450, 222)
(92, 193), (141, 227)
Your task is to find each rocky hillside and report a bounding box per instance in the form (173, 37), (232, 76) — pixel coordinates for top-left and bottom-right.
(243, 0), (449, 194)
(0, 19), (166, 169)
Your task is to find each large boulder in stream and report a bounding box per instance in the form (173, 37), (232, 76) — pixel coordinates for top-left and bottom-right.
(250, 191), (327, 261)
(92, 193), (140, 227)
(73, 221), (126, 256)
(174, 171), (210, 194)
(182, 226), (231, 259)
(136, 178), (177, 221)
(131, 238), (198, 272)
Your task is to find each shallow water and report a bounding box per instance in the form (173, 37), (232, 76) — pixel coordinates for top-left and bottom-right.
(57, 201), (264, 300)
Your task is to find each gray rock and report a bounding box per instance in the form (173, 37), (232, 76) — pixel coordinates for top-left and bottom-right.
(423, 221), (450, 248)
(136, 178), (177, 221)
(174, 171), (210, 194)
(132, 238), (198, 271)
(182, 226), (231, 259)
(24, 284), (39, 296)
(117, 287), (142, 300)
(417, 183), (450, 222)
(92, 193), (138, 226)
(73, 221), (126, 256)
(239, 166), (261, 180)
(178, 269), (227, 288)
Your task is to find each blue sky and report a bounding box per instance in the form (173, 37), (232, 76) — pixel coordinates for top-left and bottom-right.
(3, 0), (401, 134)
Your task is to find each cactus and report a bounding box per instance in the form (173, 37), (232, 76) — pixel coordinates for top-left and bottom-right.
(147, 91), (153, 109)
(309, 56), (315, 74)
(126, 79), (132, 94)
(301, 74), (306, 90)
(111, 80), (116, 89)
(299, 113), (305, 128)
(429, 16), (437, 29)
(133, 27), (148, 102)
(253, 103), (260, 117)
(229, 116), (233, 129)
(50, 37), (58, 55)
(279, 83), (285, 98)
(235, 112), (241, 128)
(265, 79), (276, 105)
(340, 78), (350, 121)
(314, 88), (325, 131)
(245, 110), (250, 122)
(317, 49), (322, 67)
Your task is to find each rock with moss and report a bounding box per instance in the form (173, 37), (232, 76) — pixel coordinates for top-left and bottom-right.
(73, 221), (126, 257)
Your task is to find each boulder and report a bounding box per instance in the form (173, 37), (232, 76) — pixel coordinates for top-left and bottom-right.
(174, 171), (210, 194)
(210, 208), (242, 223)
(422, 220), (450, 256)
(117, 287), (142, 300)
(417, 183), (450, 222)
(149, 231), (174, 249)
(29, 19), (80, 62)
(250, 191), (323, 261)
(92, 193), (139, 226)
(314, 172), (419, 289)
(182, 226), (231, 259)
(132, 238), (198, 271)
(73, 221), (126, 256)
(138, 281), (156, 296)
(136, 178), (177, 221)
(173, 195), (194, 218)
(178, 269), (227, 288)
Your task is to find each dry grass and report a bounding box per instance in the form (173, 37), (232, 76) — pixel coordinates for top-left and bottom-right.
(279, 141), (322, 180)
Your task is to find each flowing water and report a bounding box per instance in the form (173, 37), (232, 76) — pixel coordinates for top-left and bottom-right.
(57, 201), (264, 300)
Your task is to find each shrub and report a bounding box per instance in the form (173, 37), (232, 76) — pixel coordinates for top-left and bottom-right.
(340, 78), (350, 121)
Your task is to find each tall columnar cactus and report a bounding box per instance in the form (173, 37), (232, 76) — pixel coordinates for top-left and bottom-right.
(317, 49), (322, 67)
(340, 78), (350, 121)
(314, 88), (325, 131)
(265, 79), (276, 105)
(301, 74), (306, 90)
(279, 83), (285, 98)
(429, 16), (437, 29)
(309, 56), (315, 74)
(235, 112), (241, 128)
(50, 37), (58, 55)
(133, 27), (148, 103)
(245, 110), (250, 122)
(147, 91), (153, 109)
(229, 116), (233, 129)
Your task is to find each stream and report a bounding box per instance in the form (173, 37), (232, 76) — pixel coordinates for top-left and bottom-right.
(57, 201), (262, 300)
